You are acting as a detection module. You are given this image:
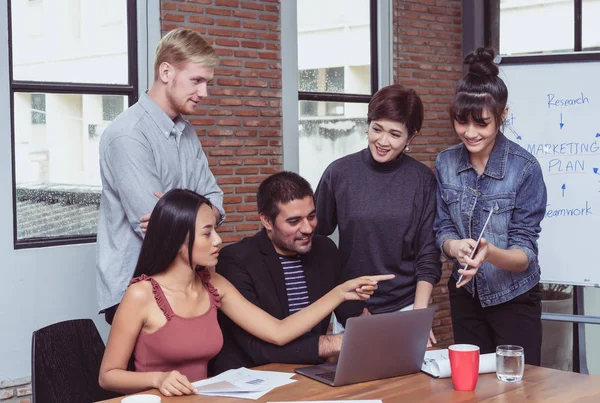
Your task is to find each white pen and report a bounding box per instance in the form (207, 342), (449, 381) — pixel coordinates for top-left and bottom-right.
(457, 208), (495, 284)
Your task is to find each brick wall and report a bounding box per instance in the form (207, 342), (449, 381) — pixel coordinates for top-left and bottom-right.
(161, 0), (283, 243)
(394, 0), (463, 346)
(0, 377), (31, 403)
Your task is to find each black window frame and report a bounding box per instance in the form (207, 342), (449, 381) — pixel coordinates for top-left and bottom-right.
(298, 0), (379, 106)
(8, 0), (139, 249)
(485, 0), (600, 64)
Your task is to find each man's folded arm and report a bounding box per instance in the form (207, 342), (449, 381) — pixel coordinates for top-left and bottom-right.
(103, 136), (164, 238)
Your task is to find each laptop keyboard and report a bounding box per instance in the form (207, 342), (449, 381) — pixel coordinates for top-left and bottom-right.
(316, 371), (336, 382)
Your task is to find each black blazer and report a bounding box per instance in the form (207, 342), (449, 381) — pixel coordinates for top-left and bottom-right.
(210, 229), (364, 375)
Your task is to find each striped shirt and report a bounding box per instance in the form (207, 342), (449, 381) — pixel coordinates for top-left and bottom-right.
(278, 255), (310, 313)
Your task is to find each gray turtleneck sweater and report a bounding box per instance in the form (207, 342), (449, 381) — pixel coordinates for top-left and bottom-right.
(314, 148), (441, 314)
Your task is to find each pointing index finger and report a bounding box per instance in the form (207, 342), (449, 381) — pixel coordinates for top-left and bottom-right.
(368, 274), (395, 283)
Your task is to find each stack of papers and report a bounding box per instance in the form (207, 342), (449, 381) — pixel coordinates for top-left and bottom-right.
(269, 401), (382, 403)
(421, 349), (496, 378)
(192, 367), (296, 400)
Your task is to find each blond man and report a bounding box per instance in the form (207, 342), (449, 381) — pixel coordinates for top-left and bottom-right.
(97, 28), (225, 324)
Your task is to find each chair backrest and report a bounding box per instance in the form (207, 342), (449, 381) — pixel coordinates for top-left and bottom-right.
(31, 318), (121, 403)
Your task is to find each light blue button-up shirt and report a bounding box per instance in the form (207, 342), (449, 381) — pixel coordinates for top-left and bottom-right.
(96, 92), (225, 311)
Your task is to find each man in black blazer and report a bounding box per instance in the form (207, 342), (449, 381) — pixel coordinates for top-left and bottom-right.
(210, 172), (365, 375)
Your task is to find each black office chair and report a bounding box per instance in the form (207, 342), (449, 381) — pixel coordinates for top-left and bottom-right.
(31, 318), (121, 403)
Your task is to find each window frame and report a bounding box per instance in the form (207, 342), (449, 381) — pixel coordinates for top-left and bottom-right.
(7, 0), (140, 249)
(485, 0), (600, 64)
(297, 0), (379, 105)
(281, 0), (392, 173)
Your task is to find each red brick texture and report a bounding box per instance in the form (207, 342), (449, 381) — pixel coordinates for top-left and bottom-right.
(394, 0), (463, 346)
(161, 0), (282, 244)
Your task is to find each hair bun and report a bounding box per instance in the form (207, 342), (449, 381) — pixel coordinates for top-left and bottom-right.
(463, 47), (499, 77)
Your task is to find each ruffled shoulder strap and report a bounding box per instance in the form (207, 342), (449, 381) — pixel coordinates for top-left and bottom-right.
(129, 275), (174, 320)
(198, 269), (221, 309)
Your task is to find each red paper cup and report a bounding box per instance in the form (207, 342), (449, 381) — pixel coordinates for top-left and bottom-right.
(449, 344), (480, 391)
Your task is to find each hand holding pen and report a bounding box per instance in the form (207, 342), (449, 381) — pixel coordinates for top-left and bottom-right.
(455, 238), (489, 288)
(451, 208), (494, 288)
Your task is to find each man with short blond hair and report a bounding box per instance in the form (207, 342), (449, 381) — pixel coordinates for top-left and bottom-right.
(96, 28), (225, 324)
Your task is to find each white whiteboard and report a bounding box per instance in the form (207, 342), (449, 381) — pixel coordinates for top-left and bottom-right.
(499, 61), (600, 287)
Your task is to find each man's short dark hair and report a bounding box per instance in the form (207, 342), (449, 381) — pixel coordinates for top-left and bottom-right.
(257, 172), (314, 222)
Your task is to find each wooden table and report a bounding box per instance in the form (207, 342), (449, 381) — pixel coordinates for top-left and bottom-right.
(98, 364), (600, 402)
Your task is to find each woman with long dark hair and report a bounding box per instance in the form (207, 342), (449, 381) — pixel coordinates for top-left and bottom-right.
(434, 48), (547, 365)
(99, 189), (392, 396)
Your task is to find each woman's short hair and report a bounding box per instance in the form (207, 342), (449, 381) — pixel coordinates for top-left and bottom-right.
(153, 28), (219, 81)
(367, 84), (424, 137)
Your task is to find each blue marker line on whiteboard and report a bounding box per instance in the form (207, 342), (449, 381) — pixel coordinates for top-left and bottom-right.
(457, 208), (495, 284)
(561, 184), (566, 197)
(596, 133), (600, 138)
(594, 168), (599, 175)
(559, 113), (564, 129)
(504, 125), (522, 141)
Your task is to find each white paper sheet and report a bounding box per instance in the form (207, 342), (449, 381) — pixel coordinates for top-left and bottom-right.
(269, 401), (383, 403)
(421, 349), (496, 378)
(192, 367), (296, 400)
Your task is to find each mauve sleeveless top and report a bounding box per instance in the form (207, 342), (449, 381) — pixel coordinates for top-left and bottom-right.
(130, 271), (223, 382)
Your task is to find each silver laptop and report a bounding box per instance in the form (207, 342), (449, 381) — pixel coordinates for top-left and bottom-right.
(295, 307), (435, 386)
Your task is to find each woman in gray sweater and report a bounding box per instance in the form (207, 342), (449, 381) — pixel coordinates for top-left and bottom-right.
(314, 84), (441, 346)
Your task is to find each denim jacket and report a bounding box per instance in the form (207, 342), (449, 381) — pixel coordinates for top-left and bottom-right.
(434, 133), (547, 307)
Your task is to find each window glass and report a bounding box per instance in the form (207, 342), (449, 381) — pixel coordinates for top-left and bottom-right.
(297, 0), (371, 95)
(540, 284), (574, 372)
(298, 101), (368, 189)
(582, 0), (600, 51)
(11, 0), (129, 84)
(499, 0), (574, 55)
(14, 93), (127, 241)
(584, 287), (600, 375)
(296, 0), (373, 192)
(31, 94), (46, 125)
(10, 0), (134, 245)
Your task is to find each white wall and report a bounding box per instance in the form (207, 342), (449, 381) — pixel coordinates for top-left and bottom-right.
(0, 0), (158, 381)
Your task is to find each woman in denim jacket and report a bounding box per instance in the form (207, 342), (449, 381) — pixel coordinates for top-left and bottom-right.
(434, 48), (547, 365)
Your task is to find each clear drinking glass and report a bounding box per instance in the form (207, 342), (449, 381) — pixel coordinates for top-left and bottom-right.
(496, 345), (525, 382)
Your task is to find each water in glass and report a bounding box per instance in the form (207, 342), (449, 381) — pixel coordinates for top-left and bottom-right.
(496, 345), (524, 382)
